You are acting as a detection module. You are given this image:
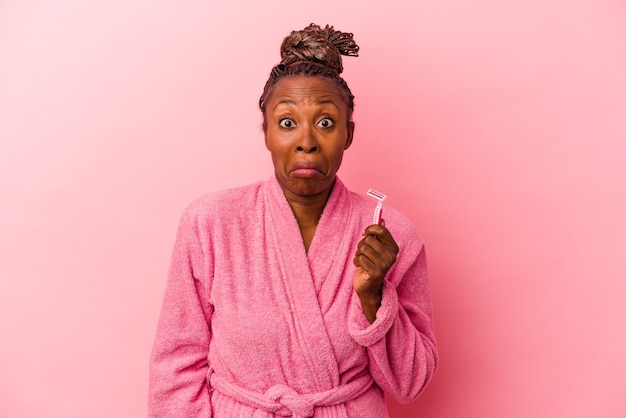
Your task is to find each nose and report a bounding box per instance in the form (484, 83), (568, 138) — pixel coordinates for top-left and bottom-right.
(296, 144), (318, 153)
(296, 125), (319, 153)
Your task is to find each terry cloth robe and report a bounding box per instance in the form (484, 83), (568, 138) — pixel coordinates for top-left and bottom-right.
(148, 177), (438, 418)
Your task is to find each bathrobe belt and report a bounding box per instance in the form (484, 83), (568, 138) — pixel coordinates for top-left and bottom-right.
(209, 372), (374, 418)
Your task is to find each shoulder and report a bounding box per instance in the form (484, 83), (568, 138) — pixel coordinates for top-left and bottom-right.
(181, 181), (264, 220)
(172, 181), (266, 241)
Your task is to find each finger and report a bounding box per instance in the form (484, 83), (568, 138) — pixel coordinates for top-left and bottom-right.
(379, 225), (399, 254)
(354, 237), (379, 266)
(362, 226), (399, 255)
(363, 222), (390, 240)
(354, 254), (388, 287)
(354, 254), (381, 277)
(357, 236), (397, 268)
(358, 235), (387, 258)
(354, 241), (373, 268)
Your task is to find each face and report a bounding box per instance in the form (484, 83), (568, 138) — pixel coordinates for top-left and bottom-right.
(264, 76), (355, 201)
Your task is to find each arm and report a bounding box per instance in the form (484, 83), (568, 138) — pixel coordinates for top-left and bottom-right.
(350, 224), (438, 403)
(148, 210), (213, 417)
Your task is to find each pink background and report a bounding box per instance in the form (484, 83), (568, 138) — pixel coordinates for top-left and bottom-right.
(1, 1), (625, 417)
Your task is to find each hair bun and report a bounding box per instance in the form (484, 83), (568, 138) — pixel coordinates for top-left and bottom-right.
(279, 23), (359, 74)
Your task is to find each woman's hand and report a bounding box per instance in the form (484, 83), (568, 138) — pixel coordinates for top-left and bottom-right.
(353, 220), (399, 323)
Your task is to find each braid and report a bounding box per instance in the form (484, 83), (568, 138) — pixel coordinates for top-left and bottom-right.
(259, 24), (359, 127)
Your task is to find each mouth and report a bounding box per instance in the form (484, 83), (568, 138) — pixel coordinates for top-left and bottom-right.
(289, 161), (325, 179)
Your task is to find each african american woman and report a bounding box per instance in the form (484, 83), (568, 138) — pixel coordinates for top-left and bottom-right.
(148, 23), (438, 418)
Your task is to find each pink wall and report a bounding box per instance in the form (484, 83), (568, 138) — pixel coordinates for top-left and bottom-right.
(1, 1), (625, 417)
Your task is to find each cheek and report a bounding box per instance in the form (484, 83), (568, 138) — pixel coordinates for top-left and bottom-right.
(329, 144), (346, 165)
(330, 131), (349, 158)
(266, 139), (289, 167)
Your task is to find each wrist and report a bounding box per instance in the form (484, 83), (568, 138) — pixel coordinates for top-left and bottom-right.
(356, 287), (382, 324)
(357, 291), (382, 308)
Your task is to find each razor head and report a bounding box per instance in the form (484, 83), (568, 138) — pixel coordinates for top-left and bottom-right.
(366, 188), (387, 202)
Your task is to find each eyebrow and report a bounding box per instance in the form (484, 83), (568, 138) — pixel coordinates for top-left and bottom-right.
(272, 99), (340, 111)
(316, 99), (340, 108)
(273, 99), (296, 110)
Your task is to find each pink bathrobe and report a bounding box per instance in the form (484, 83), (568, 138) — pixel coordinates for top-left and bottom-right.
(148, 177), (437, 417)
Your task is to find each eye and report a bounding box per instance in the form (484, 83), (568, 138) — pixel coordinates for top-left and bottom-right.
(279, 118), (295, 128)
(317, 118), (334, 128)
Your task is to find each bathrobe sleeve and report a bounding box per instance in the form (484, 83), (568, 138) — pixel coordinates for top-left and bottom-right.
(348, 231), (438, 403)
(148, 208), (213, 417)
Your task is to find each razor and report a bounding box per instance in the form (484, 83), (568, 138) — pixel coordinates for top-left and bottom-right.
(366, 188), (387, 225)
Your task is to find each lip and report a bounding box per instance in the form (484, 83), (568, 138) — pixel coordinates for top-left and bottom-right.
(289, 161), (325, 179)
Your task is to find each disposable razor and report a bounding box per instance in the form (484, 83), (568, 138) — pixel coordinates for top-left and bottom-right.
(366, 188), (387, 225)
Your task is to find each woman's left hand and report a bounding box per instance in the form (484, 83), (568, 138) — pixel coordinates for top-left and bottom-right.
(353, 220), (399, 323)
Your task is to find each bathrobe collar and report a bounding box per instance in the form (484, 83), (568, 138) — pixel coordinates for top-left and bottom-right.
(264, 175), (354, 391)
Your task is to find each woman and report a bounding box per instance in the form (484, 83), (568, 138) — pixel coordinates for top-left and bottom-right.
(149, 24), (437, 417)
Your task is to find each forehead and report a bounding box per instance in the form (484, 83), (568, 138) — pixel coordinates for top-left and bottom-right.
(268, 76), (348, 109)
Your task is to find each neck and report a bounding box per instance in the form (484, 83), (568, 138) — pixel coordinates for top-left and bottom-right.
(280, 179), (336, 253)
(284, 188), (330, 228)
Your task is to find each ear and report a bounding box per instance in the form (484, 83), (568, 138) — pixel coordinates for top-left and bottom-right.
(263, 122), (271, 151)
(344, 121), (355, 150)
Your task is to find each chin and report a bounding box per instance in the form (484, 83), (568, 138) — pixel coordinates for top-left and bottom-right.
(292, 185), (325, 197)
(288, 179), (331, 197)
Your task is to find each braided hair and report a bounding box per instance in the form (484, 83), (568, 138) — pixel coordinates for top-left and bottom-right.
(259, 24), (359, 129)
